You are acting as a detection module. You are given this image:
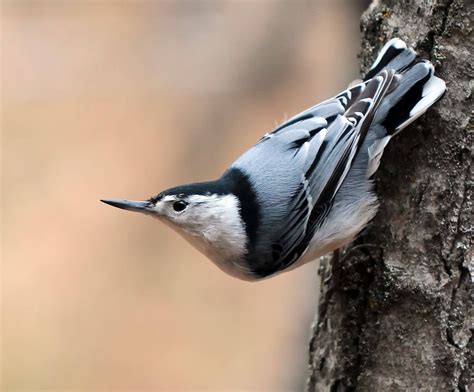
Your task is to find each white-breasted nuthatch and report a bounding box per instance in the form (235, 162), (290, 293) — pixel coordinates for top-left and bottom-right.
(102, 38), (446, 281)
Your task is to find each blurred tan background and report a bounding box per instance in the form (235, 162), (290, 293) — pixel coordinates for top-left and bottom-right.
(2, 1), (367, 390)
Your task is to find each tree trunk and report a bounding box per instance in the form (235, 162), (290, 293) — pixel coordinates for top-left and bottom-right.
(306, 1), (473, 391)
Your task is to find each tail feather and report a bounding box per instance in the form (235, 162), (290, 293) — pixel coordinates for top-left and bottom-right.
(367, 40), (446, 136)
(403, 74), (446, 129)
(364, 38), (416, 80)
(363, 38), (446, 177)
(373, 60), (445, 135)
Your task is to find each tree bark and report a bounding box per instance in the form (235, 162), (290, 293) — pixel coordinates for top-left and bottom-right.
(306, 1), (473, 391)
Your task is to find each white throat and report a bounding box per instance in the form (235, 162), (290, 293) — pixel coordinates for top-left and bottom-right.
(169, 194), (250, 278)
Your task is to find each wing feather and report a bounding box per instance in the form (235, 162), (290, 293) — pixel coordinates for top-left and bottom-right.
(269, 70), (395, 270)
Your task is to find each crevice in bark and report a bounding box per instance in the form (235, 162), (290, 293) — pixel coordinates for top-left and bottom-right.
(439, 0), (456, 35)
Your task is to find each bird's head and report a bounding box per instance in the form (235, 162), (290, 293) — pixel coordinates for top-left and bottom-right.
(102, 182), (239, 233)
(101, 180), (251, 277)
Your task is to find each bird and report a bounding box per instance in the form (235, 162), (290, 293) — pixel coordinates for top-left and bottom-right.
(102, 38), (446, 281)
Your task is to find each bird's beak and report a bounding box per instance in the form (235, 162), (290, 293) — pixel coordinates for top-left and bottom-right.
(101, 198), (154, 214)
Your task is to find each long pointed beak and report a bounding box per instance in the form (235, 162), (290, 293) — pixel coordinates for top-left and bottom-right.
(101, 198), (154, 214)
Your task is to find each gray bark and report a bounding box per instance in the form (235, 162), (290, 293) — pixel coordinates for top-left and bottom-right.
(306, 1), (473, 391)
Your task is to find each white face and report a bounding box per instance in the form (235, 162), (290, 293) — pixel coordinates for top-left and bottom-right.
(150, 193), (249, 276)
(152, 194), (233, 235)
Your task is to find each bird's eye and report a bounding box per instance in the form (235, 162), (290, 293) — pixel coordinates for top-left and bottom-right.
(173, 200), (188, 212)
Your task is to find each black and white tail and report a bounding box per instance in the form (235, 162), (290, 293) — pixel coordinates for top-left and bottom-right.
(366, 38), (446, 136)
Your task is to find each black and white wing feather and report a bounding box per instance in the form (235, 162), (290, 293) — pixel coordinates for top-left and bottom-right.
(260, 71), (395, 272)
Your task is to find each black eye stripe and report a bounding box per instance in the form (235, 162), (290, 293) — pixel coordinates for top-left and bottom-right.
(173, 200), (188, 212)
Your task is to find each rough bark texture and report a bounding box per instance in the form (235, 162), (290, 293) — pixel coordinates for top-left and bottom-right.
(307, 1), (473, 391)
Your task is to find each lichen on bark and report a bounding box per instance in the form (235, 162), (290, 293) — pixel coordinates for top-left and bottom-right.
(306, 1), (473, 391)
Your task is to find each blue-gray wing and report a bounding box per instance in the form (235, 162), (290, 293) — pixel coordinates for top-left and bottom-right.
(266, 71), (395, 271)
